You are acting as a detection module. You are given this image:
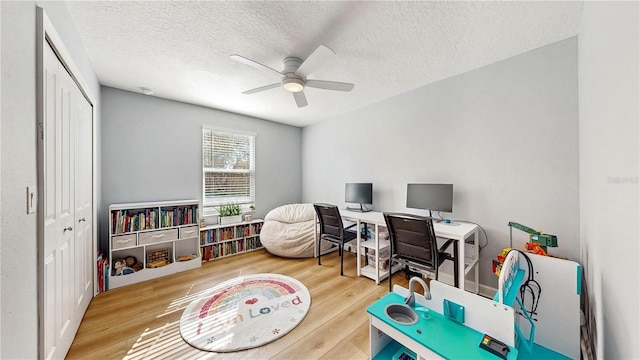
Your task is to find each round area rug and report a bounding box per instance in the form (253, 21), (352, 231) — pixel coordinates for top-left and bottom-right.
(180, 273), (311, 352)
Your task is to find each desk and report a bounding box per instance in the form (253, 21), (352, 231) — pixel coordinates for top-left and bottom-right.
(339, 210), (480, 292)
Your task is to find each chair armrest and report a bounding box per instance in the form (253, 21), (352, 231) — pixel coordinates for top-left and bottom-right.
(438, 239), (456, 253)
(344, 222), (357, 230)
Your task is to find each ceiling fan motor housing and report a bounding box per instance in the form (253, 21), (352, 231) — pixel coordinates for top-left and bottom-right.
(282, 57), (305, 92)
(283, 57), (303, 75)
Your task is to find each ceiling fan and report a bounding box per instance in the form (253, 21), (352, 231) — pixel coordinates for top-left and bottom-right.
(230, 45), (354, 108)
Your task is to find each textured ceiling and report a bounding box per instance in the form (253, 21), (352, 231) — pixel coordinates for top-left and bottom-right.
(66, 1), (583, 127)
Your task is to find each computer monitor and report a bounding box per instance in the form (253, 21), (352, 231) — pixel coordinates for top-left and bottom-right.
(345, 183), (373, 212)
(406, 183), (453, 217)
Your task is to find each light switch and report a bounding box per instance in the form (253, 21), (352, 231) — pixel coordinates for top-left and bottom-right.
(27, 186), (36, 214)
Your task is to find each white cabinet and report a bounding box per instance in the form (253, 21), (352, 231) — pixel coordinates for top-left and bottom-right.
(108, 200), (201, 289)
(199, 219), (263, 261)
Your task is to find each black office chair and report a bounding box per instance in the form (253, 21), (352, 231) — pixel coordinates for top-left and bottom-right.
(313, 203), (358, 276)
(383, 212), (458, 292)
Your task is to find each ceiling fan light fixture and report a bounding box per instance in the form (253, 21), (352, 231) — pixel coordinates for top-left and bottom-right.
(282, 78), (304, 93)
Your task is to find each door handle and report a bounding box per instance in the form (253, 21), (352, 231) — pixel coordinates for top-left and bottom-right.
(63, 226), (73, 232)
(78, 217), (86, 222)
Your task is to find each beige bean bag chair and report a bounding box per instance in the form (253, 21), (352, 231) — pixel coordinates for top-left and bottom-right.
(261, 203), (332, 258)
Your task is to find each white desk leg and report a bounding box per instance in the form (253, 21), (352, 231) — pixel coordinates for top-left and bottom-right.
(356, 219), (362, 277)
(458, 238), (465, 291)
(474, 231), (480, 294)
(374, 223), (379, 285)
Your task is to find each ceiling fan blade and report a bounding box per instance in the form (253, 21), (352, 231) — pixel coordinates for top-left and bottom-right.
(230, 54), (282, 78)
(305, 80), (354, 92)
(295, 45), (335, 78)
(242, 83), (281, 94)
(293, 91), (308, 108)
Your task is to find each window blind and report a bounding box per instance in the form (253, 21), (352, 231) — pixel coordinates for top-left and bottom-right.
(202, 127), (255, 213)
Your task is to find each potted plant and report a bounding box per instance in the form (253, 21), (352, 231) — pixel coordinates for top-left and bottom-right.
(218, 203), (242, 225)
(244, 204), (256, 222)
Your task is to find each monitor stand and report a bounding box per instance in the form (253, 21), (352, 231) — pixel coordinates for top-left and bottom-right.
(428, 211), (457, 225)
(440, 218), (461, 226)
(346, 204), (371, 212)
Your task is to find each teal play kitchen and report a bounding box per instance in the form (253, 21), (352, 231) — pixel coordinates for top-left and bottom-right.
(368, 278), (518, 359)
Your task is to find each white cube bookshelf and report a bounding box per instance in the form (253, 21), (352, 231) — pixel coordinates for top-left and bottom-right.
(108, 199), (201, 290)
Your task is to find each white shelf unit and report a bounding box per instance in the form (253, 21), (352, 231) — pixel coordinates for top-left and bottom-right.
(108, 199), (201, 290)
(199, 219), (264, 261)
(359, 238), (403, 281)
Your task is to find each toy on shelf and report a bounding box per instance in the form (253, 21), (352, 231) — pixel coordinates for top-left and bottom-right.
(177, 254), (197, 262)
(113, 258), (134, 276)
(147, 259), (168, 268)
(125, 255), (144, 272)
(146, 248), (170, 268)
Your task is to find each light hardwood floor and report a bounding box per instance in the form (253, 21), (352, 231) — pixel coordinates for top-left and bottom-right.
(66, 249), (416, 359)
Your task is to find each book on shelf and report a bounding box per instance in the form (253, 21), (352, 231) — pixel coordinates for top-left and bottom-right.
(96, 252), (110, 293)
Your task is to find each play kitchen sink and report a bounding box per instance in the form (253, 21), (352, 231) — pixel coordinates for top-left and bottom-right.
(384, 304), (419, 325)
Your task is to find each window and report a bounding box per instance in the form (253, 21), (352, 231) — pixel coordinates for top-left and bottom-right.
(202, 126), (255, 215)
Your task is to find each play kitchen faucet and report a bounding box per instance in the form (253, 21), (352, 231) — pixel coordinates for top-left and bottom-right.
(404, 277), (430, 307)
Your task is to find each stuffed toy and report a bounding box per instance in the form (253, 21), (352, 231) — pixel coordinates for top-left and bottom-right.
(125, 256), (137, 267)
(113, 258), (126, 276)
(125, 255), (143, 272)
(113, 258), (135, 276)
(131, 261), (143, 272)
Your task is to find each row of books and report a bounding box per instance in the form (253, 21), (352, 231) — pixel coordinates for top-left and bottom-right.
(199, 223), (262, 245)
(160, 206), (198, 228)
(111, 205), (198, 234)
(96, 252), (109, 293)
(200, 237), (262, 261)
(238, 223), (263, 237)
(111, 208), (159, 234)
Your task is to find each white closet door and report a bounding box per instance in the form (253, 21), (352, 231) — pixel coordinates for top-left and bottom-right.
(42, 42), (92, 360)
(74, 82), (93, 315)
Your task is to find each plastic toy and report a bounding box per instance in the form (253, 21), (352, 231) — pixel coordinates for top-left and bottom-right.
(508, 221), (557, 252)
(492, 248), (512, 276)
(524, 242), (547, 256)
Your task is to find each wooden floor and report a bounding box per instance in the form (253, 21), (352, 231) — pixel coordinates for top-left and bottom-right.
(66, 249), (416, 360)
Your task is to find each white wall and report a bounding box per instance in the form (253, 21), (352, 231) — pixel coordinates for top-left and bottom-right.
(302, 38), (579, 288)
(100, 87), (302, 251)
(579, 2), (639, 358)
(0, 1), (99, 358)
(0, 3), (3, 356)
